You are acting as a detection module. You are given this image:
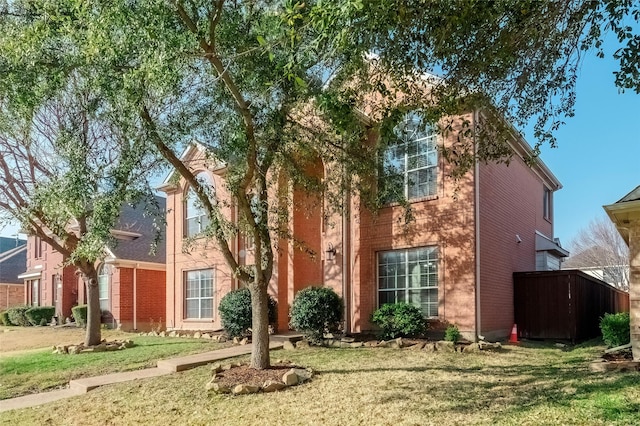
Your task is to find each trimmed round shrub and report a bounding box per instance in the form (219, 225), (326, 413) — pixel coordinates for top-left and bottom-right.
(0, 310), (12, 326)
(218, 288), (277, 338)
(6, 306), (32, 327)
(600, 312), (630, 348)
(290, 286), (343, 344)
(371, 303), (426, 339)
(72, 305), (88, 327)
(444, 324), (461, 343)
(26, 306), (55, 326)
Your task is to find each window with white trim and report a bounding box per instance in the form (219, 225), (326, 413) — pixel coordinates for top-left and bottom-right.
(98, 264), (112, 312)
(185, 172), (214, 237)
(378, 246), (439, 317)
(184, 269), (214, 319)
(381, 112), (438, 203)
(543, 186), (551, 220)
(30, 279), (40, 306)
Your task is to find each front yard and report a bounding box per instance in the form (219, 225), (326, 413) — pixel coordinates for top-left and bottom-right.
(1, 329), (639, 425)
(0, 326), (228, 399)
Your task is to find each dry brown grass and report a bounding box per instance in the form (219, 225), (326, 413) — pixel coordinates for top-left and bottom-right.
(2, 340), (639, 425)
(0, 325), (134, 354)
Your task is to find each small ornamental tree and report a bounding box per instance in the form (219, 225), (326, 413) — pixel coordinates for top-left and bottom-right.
(600, 312), (630, 348)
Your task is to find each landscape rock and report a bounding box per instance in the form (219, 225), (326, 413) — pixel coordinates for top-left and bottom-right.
(232, 384), (260, 395)
(233, 337), (240, 345)
(239, 337), (249, 345)
(168, 331), (177, 337)
(423, 343), (437, 352)
(207, 382), (231, 393)
(201, 333), (212, 339)
(341, 337), (355, 343)
(407, 342), (425, 351)
(295, 340), (310, 349)
(159, 331), (166, 337)
(292, 368), (313, 383)
(283, 341), (296, 351)
(364, 340), (379, 347)
(478, 342), (502, 351)
(262, 380), (286, 392)
(282, 370), (299, 386)
(211, 363), (223, 374)
(350, 342), (364, 348)
(463, 343), (480, 353)
(436, 341), (455, 352)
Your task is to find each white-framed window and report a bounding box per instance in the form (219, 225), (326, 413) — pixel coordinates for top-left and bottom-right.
(381, 112), (438, 203)
(98, 264), (112, 312)
(30, 279), (40, 306)
(184, 269), (214, 319)
(543, 186), (551, 220)
(378, 246), (439, 317)
(185, 172), (214, 237)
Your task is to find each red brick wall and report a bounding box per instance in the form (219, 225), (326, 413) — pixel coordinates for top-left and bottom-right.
(0, 284), (24, 310)
(478, 156), (554, 339)
(352, 122), (477, 335)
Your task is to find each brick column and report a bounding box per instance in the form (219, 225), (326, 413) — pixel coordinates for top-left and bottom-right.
(630, 221), (640, 361)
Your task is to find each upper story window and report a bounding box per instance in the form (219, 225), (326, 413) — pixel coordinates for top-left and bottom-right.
(185, 172), (214, 238)
(34, 236), (43, 259)
(381, 112), (438, 203)
(543, 186), (551, 221)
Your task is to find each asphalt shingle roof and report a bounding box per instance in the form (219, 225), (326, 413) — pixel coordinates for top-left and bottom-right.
(0, 237), (27, 284)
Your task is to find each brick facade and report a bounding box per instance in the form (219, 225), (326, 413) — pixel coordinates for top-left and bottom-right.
(163, 114), (563, 340)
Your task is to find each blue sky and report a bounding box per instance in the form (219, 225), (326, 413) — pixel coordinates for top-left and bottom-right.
(1, 37), (638, 249)
(522, 43), (640, 247)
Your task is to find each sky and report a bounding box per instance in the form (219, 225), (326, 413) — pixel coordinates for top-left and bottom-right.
(1, 35), (638, 253)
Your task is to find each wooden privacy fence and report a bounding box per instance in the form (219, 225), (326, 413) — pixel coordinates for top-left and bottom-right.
(513, 270), (629, 342)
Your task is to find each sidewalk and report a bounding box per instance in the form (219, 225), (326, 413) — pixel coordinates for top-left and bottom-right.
(0, 335), (295, 412)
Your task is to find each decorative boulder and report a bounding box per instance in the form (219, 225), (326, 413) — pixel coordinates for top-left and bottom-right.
(262, 380), (286, 393)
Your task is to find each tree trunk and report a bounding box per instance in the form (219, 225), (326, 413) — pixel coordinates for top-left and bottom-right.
(79, 263), (102, 347)
(249, 283), (270, 369)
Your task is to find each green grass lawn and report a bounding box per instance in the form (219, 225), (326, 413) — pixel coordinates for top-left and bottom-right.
(0, 336), (228, 400)
(1, 339), (639, 425)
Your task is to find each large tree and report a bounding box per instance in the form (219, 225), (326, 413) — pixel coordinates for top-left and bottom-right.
(566, 216), (630, 290)
(1, 0), (637, 368)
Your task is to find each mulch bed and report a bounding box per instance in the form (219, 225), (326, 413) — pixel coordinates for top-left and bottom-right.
(215, 364), (299, 388)
(602, 350), (633, 361)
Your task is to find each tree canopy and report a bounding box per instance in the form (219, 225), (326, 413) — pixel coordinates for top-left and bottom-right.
(0, 0), (637, 366)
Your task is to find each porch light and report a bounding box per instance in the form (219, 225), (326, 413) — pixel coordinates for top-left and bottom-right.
(325, 243), (337, 262)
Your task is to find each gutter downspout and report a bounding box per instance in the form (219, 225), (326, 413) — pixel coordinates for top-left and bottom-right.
(474, 109), (481, 342)
(342, 180), (351, 334)
(133, 265), (138, 331)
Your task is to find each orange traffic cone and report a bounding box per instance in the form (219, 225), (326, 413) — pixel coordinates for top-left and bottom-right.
(509, 323), (519, 344)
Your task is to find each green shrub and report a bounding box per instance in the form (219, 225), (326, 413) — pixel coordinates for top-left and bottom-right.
(290, 286), (343, 344)
(444, 324), (461, 342)
(25, 306), (55, 326)
(371, 303), (426, 339)
(600, 312), (630, 347)
(72, 305), (88, 327)
(0, 310), (12, 326)
(6, 306), (32, 327)
(218, 288), (277, 338)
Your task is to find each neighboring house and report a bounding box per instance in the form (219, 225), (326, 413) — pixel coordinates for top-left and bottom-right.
(18, 198), (167, 331)
(160, 112), (567, 340)
(0, 236), (27, 310)
(562, 246), (629, 290)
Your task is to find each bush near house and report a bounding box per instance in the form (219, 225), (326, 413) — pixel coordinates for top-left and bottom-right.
(444, 324), (462, 342)
(599, 312), (630, 348)
(218, 288), (277, 338)
(6, 306), (32, 327)
(0, 310), (12, 325)
(371, 303), (427, 339)
(25, 306), (55, 326)
(290, 286), (343, 344)
(72, 305), (88, 327)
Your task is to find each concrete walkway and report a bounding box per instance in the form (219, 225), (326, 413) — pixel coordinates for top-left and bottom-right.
(0, 336), (294, 412)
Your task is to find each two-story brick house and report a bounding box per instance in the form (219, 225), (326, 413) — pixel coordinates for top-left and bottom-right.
(0, 236), (27, 310)
(19, 198), (167, 331)
(160, 111), (567, 340)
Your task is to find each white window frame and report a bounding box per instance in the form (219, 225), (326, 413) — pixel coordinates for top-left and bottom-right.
(382, 112), (438, 202)
(543, 186), (551, 221)
(184, 269), (215, 319)
(98, 264), (112, 312)
(377, 246), (439, 317)
(185, 172), (214, 238)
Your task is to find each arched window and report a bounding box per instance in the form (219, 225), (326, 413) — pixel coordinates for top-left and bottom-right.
(381, 112), (438, 202)
(98, 263), (112, 312)
(185, 172), (214, 237)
